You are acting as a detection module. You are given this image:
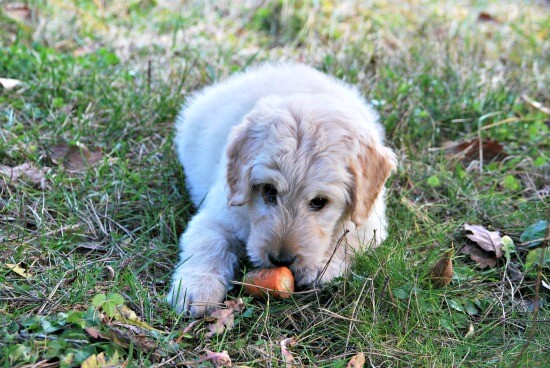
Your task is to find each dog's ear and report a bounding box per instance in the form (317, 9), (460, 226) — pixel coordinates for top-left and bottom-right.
(226, 120), (259, 206)
(348, 140), (397, 225)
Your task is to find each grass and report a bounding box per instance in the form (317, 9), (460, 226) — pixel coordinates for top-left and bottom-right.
(1, 0), (548, 366)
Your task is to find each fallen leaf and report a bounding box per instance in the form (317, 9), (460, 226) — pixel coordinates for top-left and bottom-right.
(443, 138), (505, 164)
(84, 327), (108, 340)
(347, 352), (366, 368)
(106, 324), (178, 355)
(0, 162), (47, 186)
(6, 263), (32, 278)
(478, 11), (501, 23)
(460, 244), (497, 269)
(48, 142), (103, 172)
(206, 308), (234, 337)
(280, 337), (296, 368)
(81, 351), (122, 368)
(0, 77), (23, 90)
(205, 298), (245, 338)
(2, 3), (31, 21)
(428, 249), (454, 288)
(464, 224), (503, 258)
(202, 350), (232, 368)
(118, 304), (139, 321)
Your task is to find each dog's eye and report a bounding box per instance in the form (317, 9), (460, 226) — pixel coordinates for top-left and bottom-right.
(262, 184), (277, 204)
(310, 197), (328, 210)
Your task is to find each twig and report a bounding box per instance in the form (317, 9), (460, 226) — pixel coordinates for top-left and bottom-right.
(310, 229), (349, 286)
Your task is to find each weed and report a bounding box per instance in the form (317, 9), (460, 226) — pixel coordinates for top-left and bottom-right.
(1, 0), (548, 366)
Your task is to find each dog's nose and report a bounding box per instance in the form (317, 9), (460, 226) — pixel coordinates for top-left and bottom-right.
(268, 252), (297, 267)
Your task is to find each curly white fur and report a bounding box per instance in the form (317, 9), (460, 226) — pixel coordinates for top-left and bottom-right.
(167, 63), (397, 317)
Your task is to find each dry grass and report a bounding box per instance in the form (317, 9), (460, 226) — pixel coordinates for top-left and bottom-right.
(1, 0), (549, 367)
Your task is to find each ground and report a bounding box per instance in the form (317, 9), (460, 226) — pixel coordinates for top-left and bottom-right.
(0, 0), (548, 367)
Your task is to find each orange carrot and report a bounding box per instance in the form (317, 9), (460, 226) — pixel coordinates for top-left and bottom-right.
(243, 267), (295, 299)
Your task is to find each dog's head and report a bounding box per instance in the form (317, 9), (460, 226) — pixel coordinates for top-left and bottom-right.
(226, 94), (396, 286)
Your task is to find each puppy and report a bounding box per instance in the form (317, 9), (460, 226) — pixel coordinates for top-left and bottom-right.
(167, 63), (396, 317)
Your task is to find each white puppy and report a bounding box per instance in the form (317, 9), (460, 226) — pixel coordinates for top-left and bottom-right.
(167, 63), (396, 317)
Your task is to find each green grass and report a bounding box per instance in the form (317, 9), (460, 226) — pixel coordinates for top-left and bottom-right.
(1, 0), (548, 367)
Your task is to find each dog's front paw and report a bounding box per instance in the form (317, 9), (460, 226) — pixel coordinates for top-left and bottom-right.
(167, 273), (228, 317)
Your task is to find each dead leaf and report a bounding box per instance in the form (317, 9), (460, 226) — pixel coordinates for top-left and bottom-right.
(464, 224), (503, 258)
(428, 249), (454, 288)
(443, 138), (505, 164)
(205, 298), (245, 338)
(108, 304), (163, 333)
(48, 142), (103, 172)
(0, 77), (23, 90)
(0, 162), (47, 186)
(2, 3), (31, 21)
(107, 325), (166, 353)
(81, 351), (122, 368)
(206, 308), (234, 337)
(280, 337), (296, 368)
(460, 244), (497, 269)
(84, 327), (108, 340)
(118, 304), (138, 321)
(6, 263), (32, 278)
(478, 11), (501, 23)
(202, 350), (232, 368)
(347, 352), (366, 368)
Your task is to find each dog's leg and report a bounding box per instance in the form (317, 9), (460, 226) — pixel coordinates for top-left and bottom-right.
(167, 206), (242, 317)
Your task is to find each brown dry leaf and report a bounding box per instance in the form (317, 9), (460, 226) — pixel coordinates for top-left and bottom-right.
(48, 142), (103, 172)
(478, 11), (501, 23)
(443, 138), (505, 164)
(203, 350), (232, 368)
(464, 224), (503, 258)
(280, 337), (296, 368)
(428, 249), (454, 288)
(2, 3), (31, 21)
(107, 325), (163, 353)
(0, 162), (47, 186)
(205, 298), (245, 338)
(84, 327), (108, 340)
(0, 77), (23, 90)
(460, 244), (497, 269)
(347, 352), (366, 368)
